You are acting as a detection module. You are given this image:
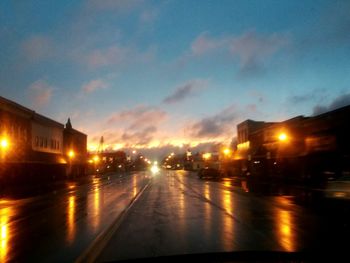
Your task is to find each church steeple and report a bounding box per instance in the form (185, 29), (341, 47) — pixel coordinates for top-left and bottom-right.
(66, 118), (72, 129)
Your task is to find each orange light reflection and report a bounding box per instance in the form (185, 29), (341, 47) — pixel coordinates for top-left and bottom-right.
(221, 190), (234, 250)
(89, 178), (101, 232)
(66, 195), (76, 243)
(203, 184), (212, 239)
(0, 207), (10, 262)
(133, 176), (138, 198)
(276, 209), (295, 251)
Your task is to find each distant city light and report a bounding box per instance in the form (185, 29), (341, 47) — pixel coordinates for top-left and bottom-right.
(203, 153), (211, 160)
(113, 144), (123, 150)
(151, 164), (159, 174)
(223, 148), (231, 155)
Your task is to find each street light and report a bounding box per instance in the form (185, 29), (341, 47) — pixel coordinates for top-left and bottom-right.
(68, 150), (75, 159)
(0, 138), (9, 150)
(67, 150), (75, 178)
(223, 148), (231, 156)
(93, 155), (100, 163)
(278, 133), (288, 142)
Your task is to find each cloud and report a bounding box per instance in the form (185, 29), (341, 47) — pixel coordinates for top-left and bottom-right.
(21, 35), (53, 62)
(81, 79), (108, 94)
(107, 105), (167, 129)
(189, 104), (237, 138)
(298, 1), (350, 50)
(140, 8), (158, 24)
(122, 125), (157, 145)
(163, 79), (208, 104)
(86, 105), (167, 149)
(85, 45), (130, 69)
(183, 30), (289, 77)
(28, 80), (53, 108)
(288, 88), (328, 107)
(229, 30), (289, 76)
(249, 90), (265, 103)
(313, 93), (350, 115)
(191, 32), (228, 56)
(80, 44), (155, 69)
(289, 94), (315, 104)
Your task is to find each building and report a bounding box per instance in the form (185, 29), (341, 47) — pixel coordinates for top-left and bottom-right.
(0, 96), (87, 184)
(233, 105), (350, 183)
(87, 150), (127, 174)
(64, 118), (87, 177)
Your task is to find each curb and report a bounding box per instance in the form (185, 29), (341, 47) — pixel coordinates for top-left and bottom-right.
(75, 181), (151, 263)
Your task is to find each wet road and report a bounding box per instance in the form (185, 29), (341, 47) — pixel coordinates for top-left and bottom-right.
(97, 170), (350, 262)
(0, 171), (150, 262)
(1, 169), (350, 262)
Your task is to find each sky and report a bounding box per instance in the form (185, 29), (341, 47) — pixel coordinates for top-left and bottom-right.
(1, 0), (350, 156)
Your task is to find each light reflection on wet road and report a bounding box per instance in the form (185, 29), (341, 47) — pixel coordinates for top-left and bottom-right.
(97, 170), (350, 262)
(0, 171), (150, 262)
(1, 170), (350, 262)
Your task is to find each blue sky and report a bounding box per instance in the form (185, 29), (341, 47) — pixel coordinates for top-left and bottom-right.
(1, 0), (350, 152)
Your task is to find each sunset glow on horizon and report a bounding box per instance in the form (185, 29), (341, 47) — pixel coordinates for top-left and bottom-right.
(1, 0), (349, 156)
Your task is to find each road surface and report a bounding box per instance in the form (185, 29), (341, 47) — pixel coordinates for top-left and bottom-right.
(96, 170), (350, 261)
(0, 171), (150, 262)
(1, 169), (350, 262)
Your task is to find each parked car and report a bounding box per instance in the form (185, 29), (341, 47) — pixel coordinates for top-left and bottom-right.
(198, 168), (222, 179)
(324, 174), (350, 200)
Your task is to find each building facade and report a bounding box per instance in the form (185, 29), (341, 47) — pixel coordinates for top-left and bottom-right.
(0, 96), (87, 183)
(232, 105), (350, 184)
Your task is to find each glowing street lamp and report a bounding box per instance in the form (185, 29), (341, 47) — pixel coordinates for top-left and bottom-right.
(93, 155), (100, 163)
(68, 150), (75, 159)
(278, 133), (288, 142)
(0, 138), (9, 151)
(223, 148), (231, 156)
